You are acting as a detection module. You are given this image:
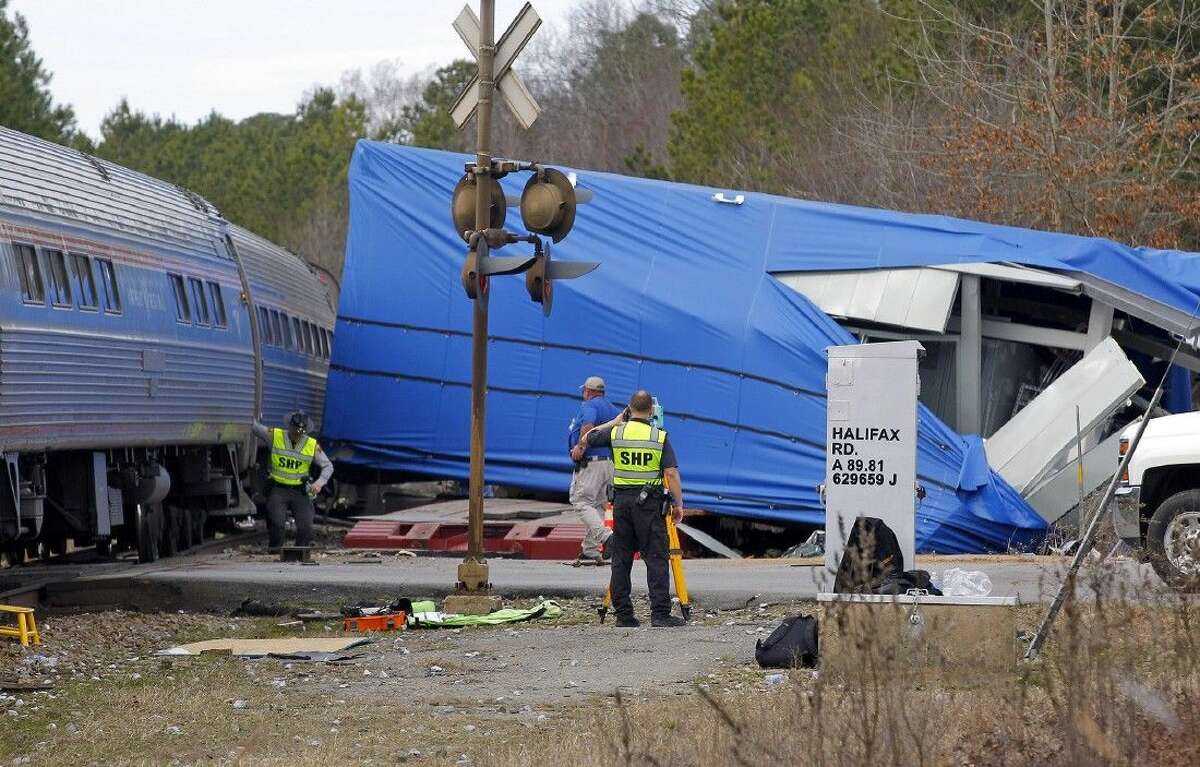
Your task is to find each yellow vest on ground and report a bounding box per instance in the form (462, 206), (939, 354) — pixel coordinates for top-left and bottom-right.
(610, 420), (666, 486)
(270, 428), (317, 486)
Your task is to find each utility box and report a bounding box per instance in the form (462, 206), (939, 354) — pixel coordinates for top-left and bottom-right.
(824, 341), (923, 576)
(817, 592), (1020, 676)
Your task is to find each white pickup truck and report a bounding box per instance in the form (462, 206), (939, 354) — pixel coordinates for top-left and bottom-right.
(1113, 412), (1200, 589)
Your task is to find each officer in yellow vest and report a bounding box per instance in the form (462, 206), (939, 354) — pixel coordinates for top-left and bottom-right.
(252, 411), (333, 550)
(584, 390), (687, 627)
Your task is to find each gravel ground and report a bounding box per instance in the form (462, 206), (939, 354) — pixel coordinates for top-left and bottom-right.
(0, 597), (801, 766)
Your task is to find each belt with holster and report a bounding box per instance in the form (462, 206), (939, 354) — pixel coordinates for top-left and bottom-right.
(573, 455), (611, 470)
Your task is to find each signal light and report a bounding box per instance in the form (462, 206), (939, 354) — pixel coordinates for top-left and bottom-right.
(524, 241), (599, 317)
(451, 173), (507, 242)
(461, 236), (537, 300)
(519, 167), (577, 242)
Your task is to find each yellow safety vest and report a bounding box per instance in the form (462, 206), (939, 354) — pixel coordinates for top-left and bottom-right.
(611, 420), (666, 486)
(270, 428), (317, 486)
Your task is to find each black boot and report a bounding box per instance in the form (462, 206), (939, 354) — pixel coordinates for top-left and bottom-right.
(651, 615), (687, 628)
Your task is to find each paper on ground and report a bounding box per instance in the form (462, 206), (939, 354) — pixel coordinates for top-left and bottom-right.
(158, 637), (370, 657)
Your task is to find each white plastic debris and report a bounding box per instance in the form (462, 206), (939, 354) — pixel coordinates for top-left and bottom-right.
(933, 568), (993, 597)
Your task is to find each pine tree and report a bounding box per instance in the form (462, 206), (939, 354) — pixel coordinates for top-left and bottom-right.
(0, 0), (82, 145)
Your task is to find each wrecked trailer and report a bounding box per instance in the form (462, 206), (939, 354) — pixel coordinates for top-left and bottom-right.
(323, 140), (1200, 554)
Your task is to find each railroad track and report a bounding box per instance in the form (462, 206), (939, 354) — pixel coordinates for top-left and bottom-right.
(0, 527), (267, 608)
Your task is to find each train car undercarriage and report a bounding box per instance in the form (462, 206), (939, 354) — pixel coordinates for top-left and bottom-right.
(0, 442), (257, 565)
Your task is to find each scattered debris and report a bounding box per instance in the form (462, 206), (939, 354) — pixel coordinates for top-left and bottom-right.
(0, 679), (53, 691)
(933, 568), (994, 597)
(266, 651), (367, 663)
(675, 521), (743, 559)
(782, 530), (825, 559)
(343, 612), (407, 633)
(408, 600), (562, 629)
(236, 599), (290, 617)
(158, 638), (370, 657)
(294, 611), (342, 622)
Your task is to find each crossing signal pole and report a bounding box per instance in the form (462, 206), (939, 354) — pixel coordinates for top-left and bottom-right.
(446, 2), (599, 613)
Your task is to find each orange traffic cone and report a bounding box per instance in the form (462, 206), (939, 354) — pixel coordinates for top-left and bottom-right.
(601, 502), (640, 560)
(601, 501), (615, 558)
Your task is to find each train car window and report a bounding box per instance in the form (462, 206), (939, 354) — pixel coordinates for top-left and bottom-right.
(304, 322), (316, 355)
(96, 258), (121, 313)
(294, 318), (303, 352)
(70, 254), (99, 310)
(168, 274), (191, 322)
(14, 243), (45, 304)
(270, 310), (284, 347)
(208, 282), (227, 327)
(188, 277), (210, 326)
(280, 313), (294, 350)
(257, 305), (273, 345)
(45, 249), (73, 307)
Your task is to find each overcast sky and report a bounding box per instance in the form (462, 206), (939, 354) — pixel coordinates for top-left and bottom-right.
(11, 0), (577, 139)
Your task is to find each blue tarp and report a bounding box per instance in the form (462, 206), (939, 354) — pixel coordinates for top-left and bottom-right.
(324, 141), (1200, 553)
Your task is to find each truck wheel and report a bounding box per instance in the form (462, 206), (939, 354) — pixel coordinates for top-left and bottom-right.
(1147, 490), (1200, 592)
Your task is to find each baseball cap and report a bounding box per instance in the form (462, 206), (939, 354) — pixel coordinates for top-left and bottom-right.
(288, 411), (310, 433)
(580, 376), (606, 392)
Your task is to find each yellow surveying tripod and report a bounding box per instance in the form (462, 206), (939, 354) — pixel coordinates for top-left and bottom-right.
(597, 502), (691, 623)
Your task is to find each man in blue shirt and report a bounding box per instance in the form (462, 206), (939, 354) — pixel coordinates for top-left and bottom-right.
(567, 376), (622, 562)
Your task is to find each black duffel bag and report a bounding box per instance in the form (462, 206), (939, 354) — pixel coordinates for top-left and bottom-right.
(755, 613), (819, 668)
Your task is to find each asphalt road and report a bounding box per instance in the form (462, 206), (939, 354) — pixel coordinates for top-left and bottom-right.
(36, 549), (1175, 613)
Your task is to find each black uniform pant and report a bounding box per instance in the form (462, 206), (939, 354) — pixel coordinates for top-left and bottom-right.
(609, 487), (672, 621)
(266, 483), (314, 548)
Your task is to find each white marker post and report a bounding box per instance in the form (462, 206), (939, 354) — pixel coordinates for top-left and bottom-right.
(823, 341), (923, 577)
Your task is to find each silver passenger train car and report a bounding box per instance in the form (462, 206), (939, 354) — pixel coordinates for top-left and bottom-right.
(0, 127), (335, 562)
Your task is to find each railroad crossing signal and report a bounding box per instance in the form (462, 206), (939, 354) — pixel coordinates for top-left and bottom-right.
(520, 167), (577, 242)
(461, 235), (537, 300)
(446, 1), (597, 611)
(450, 165), (598, 309)
(451, 3), (542, 130)
(451, 173), (506, 241)
(525, 241), (597, 317)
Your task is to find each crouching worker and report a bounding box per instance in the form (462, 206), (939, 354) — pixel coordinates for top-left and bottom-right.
(586, 390), (687, 628)
(252, 411), (333, 551)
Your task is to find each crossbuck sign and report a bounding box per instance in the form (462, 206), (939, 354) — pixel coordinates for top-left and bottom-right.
(450, 2), (542, 129)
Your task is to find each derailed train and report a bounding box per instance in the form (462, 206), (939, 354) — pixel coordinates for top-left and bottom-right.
(0, 127), (335, 563)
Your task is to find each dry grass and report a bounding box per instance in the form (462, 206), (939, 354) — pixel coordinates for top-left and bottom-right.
(490, 568), (1200, 767)
(3, 570), (1199, 765)
(0, 660), (588, 766)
